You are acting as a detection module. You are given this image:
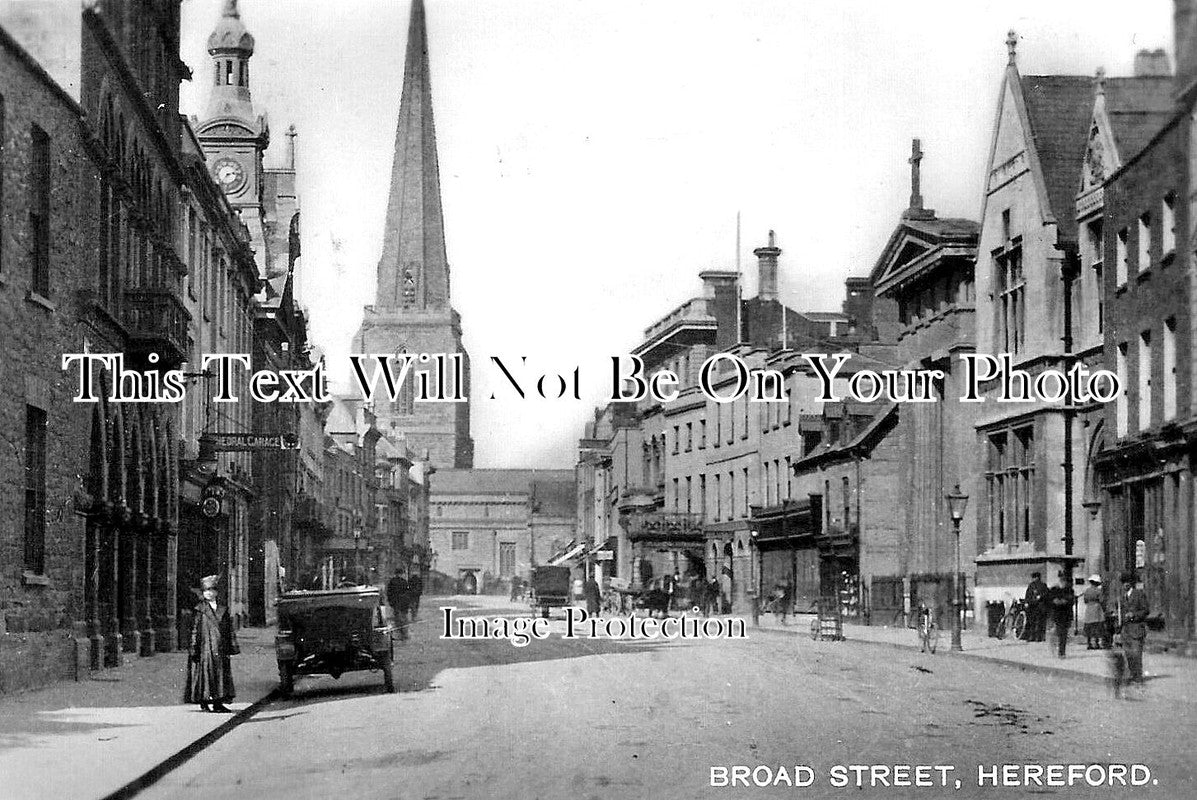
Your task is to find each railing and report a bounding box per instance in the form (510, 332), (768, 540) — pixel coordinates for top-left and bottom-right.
(642, 297), (713, 340)
(124, 289), (190, 367)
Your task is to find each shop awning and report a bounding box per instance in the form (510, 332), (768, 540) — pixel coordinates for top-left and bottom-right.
(548, 541), (587, 566)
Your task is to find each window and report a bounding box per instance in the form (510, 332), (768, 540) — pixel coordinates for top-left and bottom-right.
(1088, 220), (1104, 335)
(672, 426), (679, 455)
(1138, 213), (1152, 272)
(498, 542), (516, 577)
(995, 243), (1024, 355)
(784, 457), (792, 499)
(30, 125), (51, 295)
(985, 426), (1034, 548)
(728, 471), (735, 519)
(1165, 319), (1177, 421)
(742, 397), (749, 439)
(842, 476), (851, 532)
(727, 402), (734, 444)
(685, 476), (692, 514)
(699, 419), (707, 449)
(1116, 228), (1129, 287)
(742, 467), (749, 517)
(714, 474), (721, 520)
(1116, 343), (1128, 437)
(24, 407), (47, 574)
(685, 422), (692, 452)
(699, 474), (707, 517)
(1162, 194), (1177, 257)
(451, 531), (469, 550)
(1139, 330), (1152, 431)
(672, 478), (679, 511)
(763, 462), (771, 505)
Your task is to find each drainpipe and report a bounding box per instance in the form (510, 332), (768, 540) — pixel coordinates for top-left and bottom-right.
(1062, 252), (1079, 578)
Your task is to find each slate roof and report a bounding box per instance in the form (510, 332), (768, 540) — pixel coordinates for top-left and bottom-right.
(1103, 76), (1176, 163)
(1020, 75), (1094, 240)
(430, 468), (574, 497)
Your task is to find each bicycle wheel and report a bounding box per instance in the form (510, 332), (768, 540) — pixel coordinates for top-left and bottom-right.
(925, 622), (940, 654)
(995, 615), (1008, 640)
(1012, 610), (1027, 641)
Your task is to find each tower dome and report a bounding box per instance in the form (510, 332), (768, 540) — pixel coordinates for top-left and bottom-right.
(208, 0), (255, 55)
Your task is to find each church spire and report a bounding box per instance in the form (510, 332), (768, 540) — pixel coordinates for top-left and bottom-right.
(375, 0), (450, 311)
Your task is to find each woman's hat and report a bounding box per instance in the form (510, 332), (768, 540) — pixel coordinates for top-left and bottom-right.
(1088, 574), (1102, 584)
(200, 575), (220, 591)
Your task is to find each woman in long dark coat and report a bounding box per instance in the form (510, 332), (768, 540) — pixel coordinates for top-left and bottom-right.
(184, 575), (239, 712)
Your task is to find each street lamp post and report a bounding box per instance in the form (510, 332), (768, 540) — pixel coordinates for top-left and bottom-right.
(946, 484), (969, 652)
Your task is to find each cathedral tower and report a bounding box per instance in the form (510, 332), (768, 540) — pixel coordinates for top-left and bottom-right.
(356, 0), (474, 468)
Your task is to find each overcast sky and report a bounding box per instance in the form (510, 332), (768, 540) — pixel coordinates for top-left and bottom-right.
(179, 0), (1173, 469)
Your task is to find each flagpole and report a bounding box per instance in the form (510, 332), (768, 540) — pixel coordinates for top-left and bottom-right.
(735, 211), (742, 344)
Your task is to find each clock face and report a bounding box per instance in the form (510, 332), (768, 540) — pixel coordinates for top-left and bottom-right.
(212, 157), (246, 193)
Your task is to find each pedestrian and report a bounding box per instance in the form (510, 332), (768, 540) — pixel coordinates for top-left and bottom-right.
(1118, 570), (1150, 691)
(1023, 571), (1048, 641)
(583, 575), (602, 615)
(662, 571), (676, 612)
(1046, 572), (1074, 658)
(708, 578), (722, 616)
(408, 571), (424, 621)
(386, 569), (410, 641)
(1082, 574), (1106, 650)
(183, 575), (238, 713)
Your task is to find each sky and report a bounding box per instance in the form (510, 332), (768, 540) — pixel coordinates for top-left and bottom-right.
(178, 0), (1174, 469)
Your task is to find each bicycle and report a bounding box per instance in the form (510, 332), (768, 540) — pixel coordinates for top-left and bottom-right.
(995, 599), (1028, 641)
(916, 604), (940, 654)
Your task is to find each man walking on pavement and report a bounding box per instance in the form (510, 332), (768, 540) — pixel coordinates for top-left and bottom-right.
(386, 568), (410, 641)
(1046, 571), (1075, 658)
(408, 570), (424, 621)
(1023, 571), (1049, 641)
(1119, 571), (1150, 689)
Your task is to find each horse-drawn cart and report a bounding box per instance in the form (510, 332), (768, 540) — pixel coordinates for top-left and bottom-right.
(274, 587), (395, 696)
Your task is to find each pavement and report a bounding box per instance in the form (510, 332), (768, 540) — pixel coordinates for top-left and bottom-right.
(0, 626), (280, 800)
(1, 595), (1195, 800)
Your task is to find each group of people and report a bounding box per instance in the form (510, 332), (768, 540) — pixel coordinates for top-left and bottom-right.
(1021, 569), (1151, 690)
(385, 569), (425, 641)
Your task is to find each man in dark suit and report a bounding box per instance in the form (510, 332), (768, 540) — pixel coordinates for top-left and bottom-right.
(1119, 571), (1150, 686)
(386, 569), (410, 641)
(1046, 572), (1075, 658)
(1023, 572), (1049, 641)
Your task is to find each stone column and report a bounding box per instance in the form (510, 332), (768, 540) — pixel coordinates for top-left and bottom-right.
(104, 521), (123, 666)
(87, 519), (104, 670)
(139, 526), (155, 655)
(122, 525), (140, 654)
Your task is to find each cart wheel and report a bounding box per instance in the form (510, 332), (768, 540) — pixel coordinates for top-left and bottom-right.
(381, 655), (396, 693)
(810, 618), (821, 641)
(278, 662), (295, 698)
(541, 607), (549, 619)
(1012, 610), (1027, 641)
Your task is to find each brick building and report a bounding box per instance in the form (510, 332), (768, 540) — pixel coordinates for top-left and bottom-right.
(0, 0), (189, 690)
(1094, 3), (1197, 646)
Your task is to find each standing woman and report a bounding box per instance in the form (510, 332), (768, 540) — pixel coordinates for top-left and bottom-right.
(184, 575), (239, 713)
(1082, 575), (1106, 649)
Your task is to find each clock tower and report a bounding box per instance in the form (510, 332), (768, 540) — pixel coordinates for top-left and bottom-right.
(196, 0), (272, 277)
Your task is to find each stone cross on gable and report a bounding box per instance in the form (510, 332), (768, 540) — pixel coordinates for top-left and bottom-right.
(908, 138), (924, 211)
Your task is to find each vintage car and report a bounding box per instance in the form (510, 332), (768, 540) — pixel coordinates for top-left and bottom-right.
(529, 566), (572, 618)
(274, 586), (395, 696)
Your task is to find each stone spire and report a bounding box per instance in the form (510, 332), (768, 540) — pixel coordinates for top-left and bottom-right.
(375, 0), (450, 311)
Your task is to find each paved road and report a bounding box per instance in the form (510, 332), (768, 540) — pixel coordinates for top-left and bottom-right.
(142, 601), (1196, 800)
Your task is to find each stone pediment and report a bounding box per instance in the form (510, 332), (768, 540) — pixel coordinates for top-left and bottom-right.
(196, 117), (258, 139)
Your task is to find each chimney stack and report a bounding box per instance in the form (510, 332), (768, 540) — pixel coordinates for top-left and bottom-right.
(753, 230), (781, 302)
(1177, 0), (1197, 100)
(1133, 48), (1172, 77)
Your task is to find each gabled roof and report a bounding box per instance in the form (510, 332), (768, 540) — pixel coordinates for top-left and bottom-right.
(430, 468), (574, 497)
(1102, 76), (1176, 164)
(869, 214), (979, 297)
(1019, 74), (1094, 240)
(792, 404), (898, 470)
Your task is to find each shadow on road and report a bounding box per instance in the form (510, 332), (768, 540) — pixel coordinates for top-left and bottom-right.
(271, 596), (683, 709)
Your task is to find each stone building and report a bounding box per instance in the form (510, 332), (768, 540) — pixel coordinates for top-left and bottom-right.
(868, 140), (981, 625)
(354, 0), (473, 470)
(970, 33), (1104, 611)
(176, 113), (258, 632)
(429, 470), (575, 594)
(0, 0), (189, 690)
